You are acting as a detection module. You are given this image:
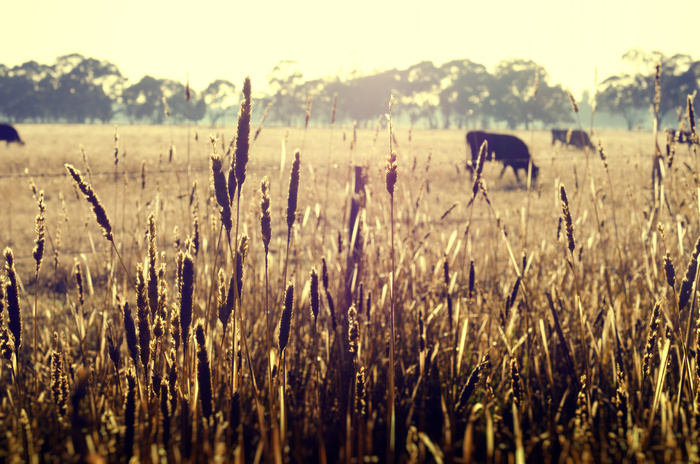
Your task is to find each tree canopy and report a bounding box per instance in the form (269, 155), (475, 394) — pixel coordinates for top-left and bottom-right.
(1, 50), (698, 130)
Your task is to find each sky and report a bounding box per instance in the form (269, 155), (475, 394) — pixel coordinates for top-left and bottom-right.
(2, 0), (699, 101)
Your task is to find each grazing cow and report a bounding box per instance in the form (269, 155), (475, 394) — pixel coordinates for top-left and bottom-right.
(0, 123), (24, 146)
(465, 131), (539, 184)
(551, 128), (594, 150)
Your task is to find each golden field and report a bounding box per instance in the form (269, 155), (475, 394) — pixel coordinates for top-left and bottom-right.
(0, 118), (697, 463)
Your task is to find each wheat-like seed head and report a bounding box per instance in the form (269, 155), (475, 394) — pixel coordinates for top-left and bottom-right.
(33, 190), (45, 272)
(260, 177), (271, 258)
(664, 252), (676, 288)
(348, 304), (359, 360)
(310, 267), (319, 325)
(511, 357), (523, 410)
(195, 323), (213, 421)
(65, 164), (113, 241)
(679, 236), (700, 311)
(211, 151), (233, 234)
(286, 150), (301, 241)
(560, 184), (575, 254)
(568, 90), (579, 113)
(123, 301), (139, 366)
(235, 77), (252, 191)
(180, 253), (195, 352)
(136, 264), (151, 370)
(278, 282), (294, 353)
(147, 212), (159, 318)
(642, 302), (661, 383)
(597, 140), (608, 170)
(4, 248), (21, 354)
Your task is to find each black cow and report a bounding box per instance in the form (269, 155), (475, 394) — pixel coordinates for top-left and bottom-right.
(0, 123), (24, 146)
(551, 128), (594, 150)
(466, 131), (539, 184)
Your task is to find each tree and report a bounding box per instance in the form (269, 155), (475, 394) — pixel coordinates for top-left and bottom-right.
(394, 61), (442, 128)
(268, 60), (304, 125)
(202, 79), (237, 125)
(0, 61), (57, 122)
(490, 59), (543, 129)
(54, 57), (123, 123)
(598, 73), (649, 130)
(344, 70), (402, 126)
(161, 79), (206, 123)
(122, 76), (165, 123)
(438, 59), (492, 128)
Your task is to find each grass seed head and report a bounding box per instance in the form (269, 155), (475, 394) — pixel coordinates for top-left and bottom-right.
(642, 302), (661, 383)
(33, 190), (46, 272)
(65, 164), (113, 241)
(5, 248), (21, 354)
(260, 177), (272, 258)
(235, 76), (252, 191)
(196, 324), (213, 421)
(560, 184), (575, 254)
(279, 282), (294, 353)
(286, 149), (301, 241)
(678, 236), (700, 311)
(310, 267), (319, 324)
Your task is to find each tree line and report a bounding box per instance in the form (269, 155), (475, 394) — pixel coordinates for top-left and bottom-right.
(1, 50), (697, 129)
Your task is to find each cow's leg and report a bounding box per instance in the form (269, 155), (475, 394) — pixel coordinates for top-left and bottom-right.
(499, 164), (507, 179)
(512, 167), (521, 183)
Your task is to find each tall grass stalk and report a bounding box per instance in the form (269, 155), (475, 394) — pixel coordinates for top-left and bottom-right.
(385, 95), (398, 461)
